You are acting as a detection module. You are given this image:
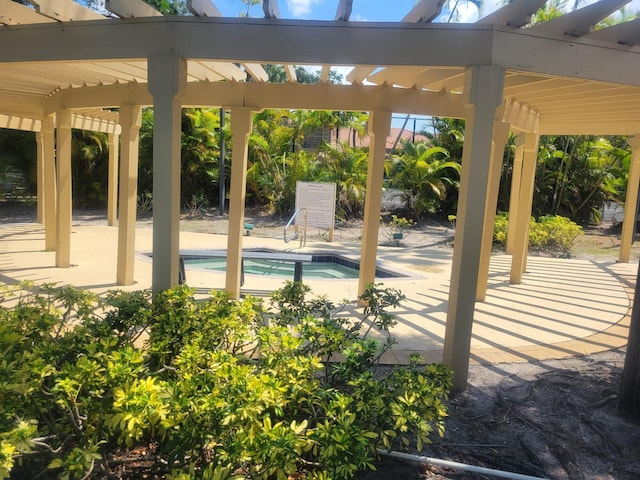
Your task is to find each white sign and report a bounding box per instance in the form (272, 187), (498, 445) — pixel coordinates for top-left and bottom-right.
(295, 182), (336, 229)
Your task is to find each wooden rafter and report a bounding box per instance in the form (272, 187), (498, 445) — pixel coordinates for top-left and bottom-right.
(26, 0), (104, 21)
(105, 0), (162, 18)
(186, 0), (221, 17)
(529, 0), (632, 37)
(0, 0), (54, 25)
(335, 0), (352, 21)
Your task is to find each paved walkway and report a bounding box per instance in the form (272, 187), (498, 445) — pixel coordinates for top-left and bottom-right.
(0, 222), (636, 365)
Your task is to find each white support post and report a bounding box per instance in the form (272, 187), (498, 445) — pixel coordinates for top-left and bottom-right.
(476, 121), (510, 301)
(510, 133), (540, 283)
(225, 108), (254, 299)
(620, 135), (640, 263)
(443, 65), (505, 391)
(358, 110), (392, 299)
(506, 135), (526, 254)
(36, 131), (44, 224)
(42, 115), (56, 251)
(116, 106), (142, 285)
(55, 108), (72, 268)
(107, 132), (119, 226)
(148, 54), (186, 293)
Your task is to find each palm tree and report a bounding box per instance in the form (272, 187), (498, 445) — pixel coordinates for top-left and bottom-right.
(181, 108), (221, 207)
(533, 135), (629, 225)
(71, 129), (109, 207)
(312, 142), (369, 220)
(388, 141), (460, 218)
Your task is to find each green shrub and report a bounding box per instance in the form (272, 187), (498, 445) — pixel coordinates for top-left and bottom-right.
(493, 212), (583, 256)
(0, 282), (451, 480)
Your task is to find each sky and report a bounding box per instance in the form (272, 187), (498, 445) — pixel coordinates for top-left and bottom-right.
(211, 0), (640, 22)
(214, 0), (500, 21)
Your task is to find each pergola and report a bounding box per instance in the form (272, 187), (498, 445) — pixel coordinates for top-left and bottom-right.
(2, 0), (640, 389)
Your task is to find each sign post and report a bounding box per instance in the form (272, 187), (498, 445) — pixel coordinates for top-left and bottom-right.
(295, 182), (336, 242)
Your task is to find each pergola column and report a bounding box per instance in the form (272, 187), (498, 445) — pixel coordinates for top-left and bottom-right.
(358, 110), (392, 298)
(42, 115), (56, 251)
(55, 108), (72, 268)
(476, 121), (510, 301)
(506, 135), (526, 254)
(116, 105), (142, 285)
(619, 136), (640, 263)
(148, 54), (186, 293)
(510, 133), (540, 283)
(443, 65), (505, 391)
(225, 108), (254, 299)
(36, 130), (44, 224)
(107, 132), (119, 226)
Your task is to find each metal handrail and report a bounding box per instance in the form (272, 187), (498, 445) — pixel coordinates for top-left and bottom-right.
(284, 208), (307, 247)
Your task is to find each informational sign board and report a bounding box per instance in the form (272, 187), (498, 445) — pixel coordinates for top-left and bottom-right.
(294, 182), (336, 229)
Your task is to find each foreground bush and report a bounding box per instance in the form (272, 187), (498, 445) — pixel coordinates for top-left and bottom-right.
(494, 212), (583, 256)
(0, 282), (451, 480)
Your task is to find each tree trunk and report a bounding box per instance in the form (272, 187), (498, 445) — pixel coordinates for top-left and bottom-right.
(620, 261), (640, 419)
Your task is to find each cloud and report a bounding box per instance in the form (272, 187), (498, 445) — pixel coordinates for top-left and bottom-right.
(287, 0), (322, 18)
(456, 3), (481, 22)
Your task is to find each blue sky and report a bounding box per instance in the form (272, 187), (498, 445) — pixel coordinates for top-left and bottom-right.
(213, 0), (498, 21)
(211, 0), (639, 22)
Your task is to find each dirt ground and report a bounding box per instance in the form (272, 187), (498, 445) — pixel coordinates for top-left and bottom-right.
(2, 201), (640, 479)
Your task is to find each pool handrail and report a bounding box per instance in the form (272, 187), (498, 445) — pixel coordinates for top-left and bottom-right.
(284, 207), (307, 247)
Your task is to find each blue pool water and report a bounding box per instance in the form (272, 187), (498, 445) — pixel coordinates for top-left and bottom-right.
(182, 253), (403, 280)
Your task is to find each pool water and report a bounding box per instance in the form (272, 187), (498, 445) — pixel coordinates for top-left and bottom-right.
(184, 257), (360, 279)
(182, 253), (403, 280)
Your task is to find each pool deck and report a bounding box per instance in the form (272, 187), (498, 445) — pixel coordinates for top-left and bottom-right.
(0, 221), (636, 366)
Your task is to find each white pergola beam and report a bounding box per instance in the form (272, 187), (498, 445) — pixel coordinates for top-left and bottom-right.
(320, 65), (331, 84)
(539, 122), (640, 135)
(502, 99), (540, 133)
(285, 64), (297, 83)
(26, 0), (104, 21)
(186, 0), (221, 17)
(346, 67), (377, 85)
(477, 0), (546, 27)
(263, 0), (280, 19)
(0, 112), (119, 134)
(583, 17), (640, 46)
(40, 79), (640, 136)
(71, 114), (121, 134)
(105, 0), (162, 18)
(0, 113), (41, 132)
(0, 0), (55, 25)
(3, 19), (639, 88)
(243, 63), (269, 82)
(529, 0), (632, 37)
(43, 81), (468, 118)
(402, 0), (445, 23)
(335, 0), (352, 21)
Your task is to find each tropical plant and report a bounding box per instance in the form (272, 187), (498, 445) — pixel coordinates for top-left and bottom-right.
(138, 107), (227, 210)
(142, 0), (189, 14)
(71, 129), (110, 208)
(0, 128), (36, 196)
(533, 136), (628, 225)
(387, 141), (460, 218)
(312, 142), (369, 220)
(181, 108), (222, 207)
(493, 212), (583, 256)
(0, 281), (452, 480)
(380, 214), (414, 246)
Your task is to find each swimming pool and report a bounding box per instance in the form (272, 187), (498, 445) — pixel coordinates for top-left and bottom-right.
(181, 251), (404, 280)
